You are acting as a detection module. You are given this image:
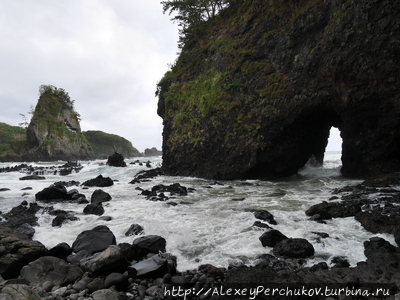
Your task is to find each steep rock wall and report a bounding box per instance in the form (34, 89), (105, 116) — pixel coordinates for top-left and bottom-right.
(26, 86), (93, 161)
(157, 0), (400, 179)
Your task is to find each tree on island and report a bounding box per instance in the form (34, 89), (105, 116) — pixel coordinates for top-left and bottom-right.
(161, 0), (236, 47)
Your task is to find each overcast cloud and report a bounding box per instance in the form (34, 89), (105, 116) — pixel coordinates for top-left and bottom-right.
(0, 0), (179, 152)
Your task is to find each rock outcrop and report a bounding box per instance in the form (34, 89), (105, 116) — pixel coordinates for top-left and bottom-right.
(157, 0), (400, 179)
(83, 130), (140, 159)
(25, 85), (93, 161)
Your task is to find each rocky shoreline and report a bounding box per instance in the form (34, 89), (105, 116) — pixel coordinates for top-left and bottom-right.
(0, 167), (399, 299)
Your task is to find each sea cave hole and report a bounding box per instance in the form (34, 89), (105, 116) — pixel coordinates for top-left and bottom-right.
(322, 126), (343, 169)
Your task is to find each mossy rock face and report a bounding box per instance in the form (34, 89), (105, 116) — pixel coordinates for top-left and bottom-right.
(25, 85), (94, 161)
(157, 0), (400, 179)
(83, 130), (140, 159)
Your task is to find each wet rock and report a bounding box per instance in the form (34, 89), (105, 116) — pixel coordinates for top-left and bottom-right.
(305, 200), (361, 220)
(91, 189), (112, 204)
(104, 272), (129, 290)
(20, 256), (83, 287)
(72, 225), (116, 255)
(0, 226), (47, 279)
(106, 152), (127, 167)
(355, 210), (400, 246)
(79, 245), (127, 274)
(273, 238), (315, 258)
(82, 174), (114, 187)
(128, 253), (176, 279)
(47, 242), (72, 260)
(198, 264), (225, 278)
(1, 203), (41, 230)
(132, 235), (166, 260)
(252, 221), (271, 229)
(125, 224), (144, 236)
(15, 223), (35, 239)
(83, 202), (105, 216)
(87, 277), (105, 293)
(259, 229), (288, 247)
(253, 209), (278, 225)
(19, 175), (45, 180)
(0, 188), (10, 192)
(51, 210), (79, 227)
(35, 184), (68, 202)
(0, 284), (41, 300)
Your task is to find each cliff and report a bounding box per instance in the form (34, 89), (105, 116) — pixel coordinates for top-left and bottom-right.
(25, 85), (94, 161)
(83, 130), (140, 159)
(0, 123), (27, 162)
(157, 0), (400, 179)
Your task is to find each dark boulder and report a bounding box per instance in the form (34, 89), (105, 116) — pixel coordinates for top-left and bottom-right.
(259, 229), (288, 247)
(47, 242), (72, 260)
(91, 189), (112, 204)
(0, 226), (47, 279)
(72, 225), (116, 255)
(106, 152), (127, 167)
(79, 245), (127, 274)
(132, 235), (166, 260)
(355, 210), (400, 246)
(20, 256), (83, 287)
(82, 175), (114, 187)
(15, 223), (35, 239)
(273, 238), (315, 258)
(305, 201), (361, 220)
(125, 224), (144, 236)
(35, 184), (68, 202)
(83, 202), (105, 216)
(51, 210), (79, 227)
(2, 203), (41, 230)
(104, 272), (129, 290)
(253, 209), (277, 225)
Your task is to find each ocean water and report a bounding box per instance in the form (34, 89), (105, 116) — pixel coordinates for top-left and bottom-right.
(0, 152), (396, 272)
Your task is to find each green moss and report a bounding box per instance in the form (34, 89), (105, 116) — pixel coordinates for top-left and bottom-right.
(83, 130), (140, 158)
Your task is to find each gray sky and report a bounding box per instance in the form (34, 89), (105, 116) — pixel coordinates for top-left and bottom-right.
(0, 0), (179, 152)
(0, 1), (342, 152)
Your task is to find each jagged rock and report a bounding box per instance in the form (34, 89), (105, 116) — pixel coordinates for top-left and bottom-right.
(106, 152), (127, 167)
(128, 253), (176, 279)
(305, 201), (361, 220)
(71, 225), (116, 255)
(24, 85), (93, 161)
(157, 1), (400, 180)
(0, 284), (41, 300)
(253, 210), (277, 225)
(125, 224), (144, 236)
(259, 229), (288, 247)
(79, 245), (127, 274)
(51, 211), (79, 227)
(0, 226), (47, 279)
(35, 184), (68, 202)
(82, 175), (114, 187)
(132, 235), (166, 260)
(2, 203), (41, 230)
(20, 256), (83, 287)
(90, 189), (112, 204)
(273, 238), (315, 258)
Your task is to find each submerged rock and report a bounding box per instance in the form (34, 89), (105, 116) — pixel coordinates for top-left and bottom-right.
(82, 175), (114, 187)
